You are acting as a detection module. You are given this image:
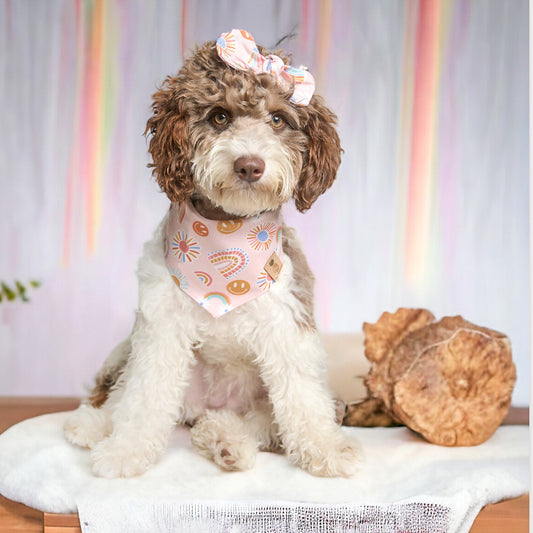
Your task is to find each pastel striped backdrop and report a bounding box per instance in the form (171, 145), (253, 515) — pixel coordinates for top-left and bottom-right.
(0, 1), (529, 405)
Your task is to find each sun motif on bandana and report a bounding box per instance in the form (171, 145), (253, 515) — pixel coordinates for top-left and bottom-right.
(257, 270), (274, 291)
(168, 268), (189, 291)
(172, 231), (200, 262)
(247, 223), (277, 251)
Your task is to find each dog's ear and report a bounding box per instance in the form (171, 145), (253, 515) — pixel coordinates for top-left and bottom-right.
(145, 79), (194, 203)
(294, 96), (342, 212)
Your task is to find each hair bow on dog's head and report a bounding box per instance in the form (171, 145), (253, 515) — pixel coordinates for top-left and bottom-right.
(216, 29), (315, 106)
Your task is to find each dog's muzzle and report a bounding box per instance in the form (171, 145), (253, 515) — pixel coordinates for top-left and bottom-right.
(234, 156), (265, 183)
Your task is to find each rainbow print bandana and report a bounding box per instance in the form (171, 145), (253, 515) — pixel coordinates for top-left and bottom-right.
(165, 200), (284, 318)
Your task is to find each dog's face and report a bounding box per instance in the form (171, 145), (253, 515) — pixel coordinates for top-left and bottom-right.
(146, 41), (342, 217)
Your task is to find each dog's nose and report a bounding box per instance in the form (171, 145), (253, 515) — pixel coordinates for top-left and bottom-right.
(234, 156), (265, 183)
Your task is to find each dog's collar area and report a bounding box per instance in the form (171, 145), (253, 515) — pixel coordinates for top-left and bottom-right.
(190, 195), (277, 223)
(190, 196), (237, 221)
(165, 200), (283, 318)
(188, 197), (278, 224)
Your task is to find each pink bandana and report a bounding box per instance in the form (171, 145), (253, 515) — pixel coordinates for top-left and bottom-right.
(216, 29), (315, 106)
(165, 201), (284, 318)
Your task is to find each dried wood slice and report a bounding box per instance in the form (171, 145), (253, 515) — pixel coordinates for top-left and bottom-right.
(363, 308), (435, 412)
(350, 309), (516, 446)
(343, 398), (398, 427)
(363, 308), (436, 363)
(392, 323), (515, 445)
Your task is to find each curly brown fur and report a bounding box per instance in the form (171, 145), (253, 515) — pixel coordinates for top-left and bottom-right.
(282, 224), (316, 330)
(89, 371), (120, 408)
(292, 96), (342, 211)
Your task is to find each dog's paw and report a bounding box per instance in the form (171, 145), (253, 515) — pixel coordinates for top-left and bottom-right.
(190, 411), (258, 472)
(90, 436), (158, 478)
(64, 405), (111, 449)
(291, 433), (360, 478)
(212, 438), (256, 471)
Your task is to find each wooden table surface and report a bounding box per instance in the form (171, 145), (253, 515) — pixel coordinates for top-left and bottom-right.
(0, 397), (528, 533)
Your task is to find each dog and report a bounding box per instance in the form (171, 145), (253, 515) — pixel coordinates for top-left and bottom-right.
(64, 29), (358, 478)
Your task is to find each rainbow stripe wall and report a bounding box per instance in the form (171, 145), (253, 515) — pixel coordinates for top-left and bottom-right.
(0, 0), (529, 404)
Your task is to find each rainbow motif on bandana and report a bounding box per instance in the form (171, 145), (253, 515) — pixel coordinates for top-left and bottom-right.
(202, 292), (231, 313)
(208, 248), (249, 279)
(194, 271), (213, 287)
(176, 203), (186, 223)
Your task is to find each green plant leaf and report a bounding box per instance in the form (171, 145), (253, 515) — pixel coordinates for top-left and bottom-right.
(0, 279), (41, 304)
(1, 282), (16, 301)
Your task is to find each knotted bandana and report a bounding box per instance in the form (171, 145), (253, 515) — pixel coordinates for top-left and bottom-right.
(165, 200), (284, 318)
(216, 29), (315, 106)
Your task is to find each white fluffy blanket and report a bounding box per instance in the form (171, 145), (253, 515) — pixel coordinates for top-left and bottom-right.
(0, 412), (528, 533)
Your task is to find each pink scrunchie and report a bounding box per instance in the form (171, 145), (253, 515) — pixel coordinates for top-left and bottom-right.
(216, 29), (315, 106)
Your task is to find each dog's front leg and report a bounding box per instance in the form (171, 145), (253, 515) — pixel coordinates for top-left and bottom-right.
(91, 309), (196, 478)
(255, 327), (359, 477)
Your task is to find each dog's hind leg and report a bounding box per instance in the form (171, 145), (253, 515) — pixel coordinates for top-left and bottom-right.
(88, 337), (131, 407)
(190, 406), (279, 471)
(64, 338), (131, 448)
(64, 403), (113, 449)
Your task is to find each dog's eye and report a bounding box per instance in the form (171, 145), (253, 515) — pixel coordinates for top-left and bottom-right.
(211, 111), (230, 128)
(270, 114), (285, 130)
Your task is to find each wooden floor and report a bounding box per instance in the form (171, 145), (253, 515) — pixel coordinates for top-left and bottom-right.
(0, 397), (528, 532)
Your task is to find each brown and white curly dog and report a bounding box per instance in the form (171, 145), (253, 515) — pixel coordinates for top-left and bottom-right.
(64, 30), (358, 478)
